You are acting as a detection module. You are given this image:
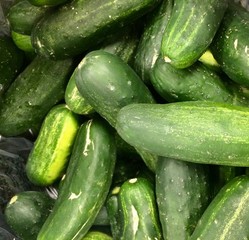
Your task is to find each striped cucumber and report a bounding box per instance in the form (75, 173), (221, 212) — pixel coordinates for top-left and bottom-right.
(160, 0), (228, 68)
(37, 118), (116, 240)
(26, 104), (79, 186)
(190, 175), (249, 240)
(116, 101), (249, 167)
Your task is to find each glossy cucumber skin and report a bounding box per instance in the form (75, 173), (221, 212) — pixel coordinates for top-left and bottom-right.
(116, 101), (249, 167)
(28, 0), (68, 7)
(161, 0), (228, 68)
(75, 50), (157, 172)
(0, 36), (25, 98)
(6, 0), (51, 35)
(211, 2), (249, 87)
(82, 231), (112, 240)
(134, 0), (173, 84)
(0, 55), (74, 137)
(150, 57), (249, 107)
(26, 104), (79, 186)
(4, 191), (54, 240)
(37, 118), (116, 240)
(190, 175), (249, 240)
(31, 0), (161, 59)
(117, 178), (163, 240)
(156, 157), (212, 240)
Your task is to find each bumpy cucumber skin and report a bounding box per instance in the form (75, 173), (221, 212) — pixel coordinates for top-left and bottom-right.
(26, 104), (79, 186)
(6, 0), (51, 35)
(116, 101), (249, 167)
(4, 191), (54, 240)
(31, 0), (161, 59)
(75, 50), (158, 172)
(134, 0), (173, 84)
(151, 57), (249, 107)
(156, 157), (212, 240)
(117, 178), (163, 240)
(37, 118), (116, 240)
(190, 175), (249, 240)
(0, 55), (74, 137)
(211, 2), (249, 87)
(0, 36), (25, 98)
(161, 0), (228, 68)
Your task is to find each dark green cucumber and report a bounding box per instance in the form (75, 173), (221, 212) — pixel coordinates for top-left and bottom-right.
(150, 57), (249, 106)
(116, 101), (249, 167)
(160, 0), (228, 68)
(37, 118), (116, 240)
(190, 175), (249, 240)
(82, 231), (112, 240)
(6, 0), (51, 35)
(0, 35), (25, 97)
(26, 104), (79, 186)
(156, 157), (212, 240)
(28, 0), (68, 7)
(116, 177), (163, 240)
(0, 55), (74, 137)
(75, 50), (158, 171)
(134, 0), (173, 84)
(4, 191), (54, 240)
(210, 1), (249, 87)
(65, 70), (95, 115)
(31, 0), (161, 59)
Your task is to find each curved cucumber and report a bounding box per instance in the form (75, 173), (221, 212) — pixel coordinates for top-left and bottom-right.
(116, 101), (249, 167)
(75, 50), (157, 171)
(26, 104), (79, 186)
(190, 175), (249, 240)
(160, 0), (228, 68)
(156, 157), (212, 240)
(37, 118), (116, 240)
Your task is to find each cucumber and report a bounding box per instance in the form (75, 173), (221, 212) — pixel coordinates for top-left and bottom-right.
(37, 118), (116, 240)
(0, 35), (25, 98)
(134, 0), (173, 84)
(28, 0), (68, 7)
(82, 231), (112, 240)
(150, 57), (249, 106)
(116, 101), (249, 167)
(31, 0), (161, 59)
(6, 0), (51, 35)
(160, 0), (228, 68)
(26, 104), (80, 186)
(4, 191), (54, 240)
(190, 175), (249, 240)
(198, 49), (220, 72)
(210, 1), (249, 87)
(75, 50), (157, 171)
(115, 178), (163, 240)
(0, 55), (74, 137)
(156, 157), (212, 240)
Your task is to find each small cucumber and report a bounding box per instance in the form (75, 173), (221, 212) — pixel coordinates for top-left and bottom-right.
(116, 178), (163, 240)
(160, 0), (228, 68)
(156, 157), (212, 240)
(190, 175), (249, 240)
(4, 191), (54, 240)
(26, 104), (79, 186)
(37, 118), (116, 240)
(116, 101), (249, 167)
(0, 55), (74, 137)
(210, 1), (249, 87)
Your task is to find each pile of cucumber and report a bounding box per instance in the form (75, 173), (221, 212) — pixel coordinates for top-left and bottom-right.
(1, 0), (249, 239)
